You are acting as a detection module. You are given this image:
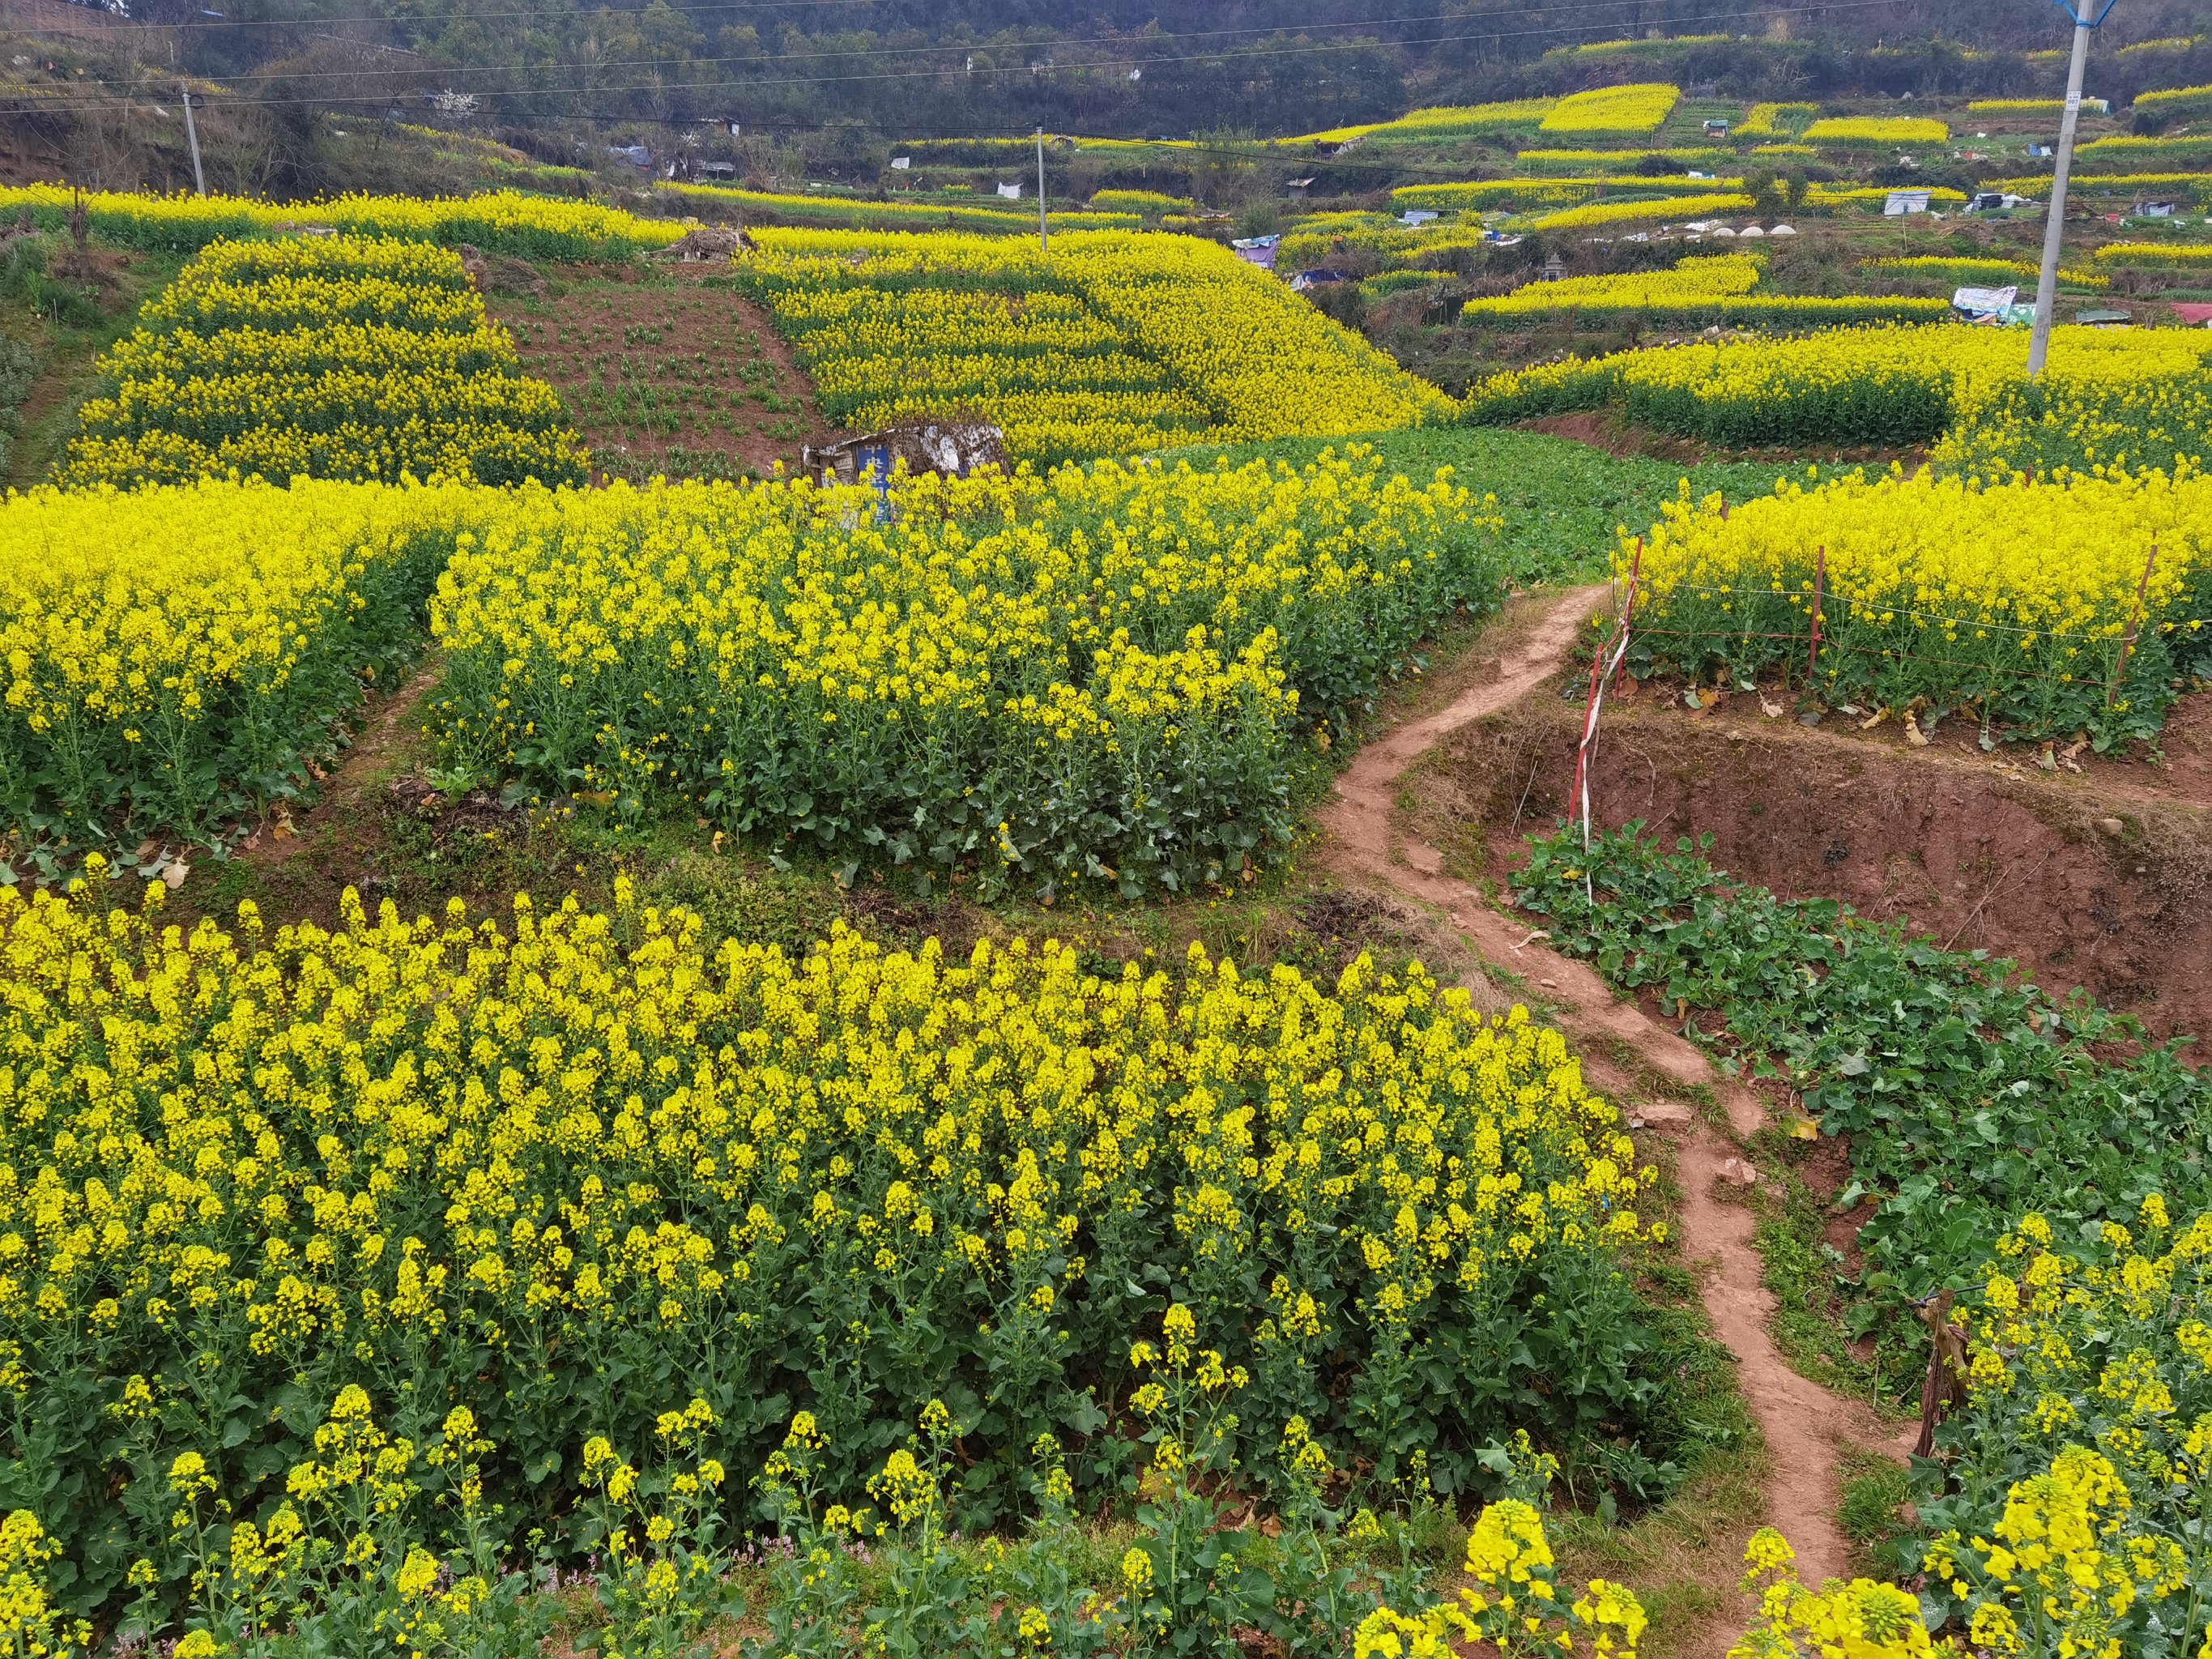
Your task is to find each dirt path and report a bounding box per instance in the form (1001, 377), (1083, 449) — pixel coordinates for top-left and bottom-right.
(1319, 586), (1912, 1614)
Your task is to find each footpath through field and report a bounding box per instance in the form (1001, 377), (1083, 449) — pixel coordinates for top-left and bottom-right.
(1317, 585), (1916, 1648)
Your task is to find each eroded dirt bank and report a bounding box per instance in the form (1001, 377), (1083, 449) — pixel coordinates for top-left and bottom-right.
(1426, 689), (2212, 1043)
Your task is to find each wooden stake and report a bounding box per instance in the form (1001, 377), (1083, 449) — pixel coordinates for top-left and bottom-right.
(1613, 537), (1643, 693)
(1807, 544), (1826, 689)
(2108, 539), (2158, 710)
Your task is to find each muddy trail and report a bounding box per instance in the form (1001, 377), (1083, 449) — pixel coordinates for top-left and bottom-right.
(1318, 586), (1912, 1648)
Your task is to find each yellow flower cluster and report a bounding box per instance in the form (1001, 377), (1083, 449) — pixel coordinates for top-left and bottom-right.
(1281, 99), (1554, 146)
(1802, 115), (1950, 144)
(1802, 185), (1970, 209)
(1510, 146), (1736, 175)
(1984, 172), (2212, 206)
(58, 236), (585, 491)
(1863, 255), (2108, 290)
(1621, 465), (2210, 738)
(2095, 241), (2212, 266)
(660, 180), (1026, 231)
(0, 183), (680, 258)
(1392, 177), (1744, 211)
(0, 867), (1652, 1602)
(2077, 133), (2212, 162)
(1736, 101), (1816, 138)
(427, 450), (1500, 895)
(1728, 1528), (1938, 1657)
(1536, 83), (1681, 137)
(2133, 81), (2212, 118)
(1275, 213), (1498, 274)
(658, 181), (1136, 234)
(1967, 97), (2105, 114)
(1919, 1201), (2212, 1648)
(0, 1511), (92, 1659)
(1924, 1445), (2191, 1659)
(1525, 193), (1759, 231)
(0, 477), (468, 842)
(1365, 1514), (1943, 1658)
(1461, 252), (1771, 323)
(1354, 1499), (1647, 1658)
(733, 228), (1453, 465)
(1464, 322), (2212, 480)
(1089, 190), (1191, 215)
(1471, 252), (1762, 309)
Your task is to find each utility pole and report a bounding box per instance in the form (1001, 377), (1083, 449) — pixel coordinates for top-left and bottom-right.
(1036, 126), (1048, 253)
(179, 81), (206, 197)
(2028, 0), (2119, 377)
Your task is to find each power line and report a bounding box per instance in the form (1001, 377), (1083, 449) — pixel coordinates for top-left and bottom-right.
(0, 0), (1818, 38)
(0, 0), (1923, 113)
(5, 0), (1819, 81)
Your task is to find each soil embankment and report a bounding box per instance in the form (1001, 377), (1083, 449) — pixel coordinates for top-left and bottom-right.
(1429, 684), (2212, 1041)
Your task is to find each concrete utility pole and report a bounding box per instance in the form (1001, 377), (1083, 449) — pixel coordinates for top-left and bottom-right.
(2028, 0), (2119, 377)
(1036, 126), (1048, 252)
(180, 81), (206, 197)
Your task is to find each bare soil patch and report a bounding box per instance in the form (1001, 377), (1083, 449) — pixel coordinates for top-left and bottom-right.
(1426, 684), (2212, 1042)
(1524, 411), (1707, 466)
(491, 264), (839, 484)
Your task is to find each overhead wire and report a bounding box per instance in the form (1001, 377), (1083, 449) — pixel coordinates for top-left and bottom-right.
(0, 0), (1932, 114)
(0, 0), (1853, 40)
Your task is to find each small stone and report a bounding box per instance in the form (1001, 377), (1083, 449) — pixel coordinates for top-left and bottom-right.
(1719, 1156), (1758, 1187)
(1636, 1102), (1694, 1127)
(2095, 817), (2125, 838)
(1538, 977), (1558, 987)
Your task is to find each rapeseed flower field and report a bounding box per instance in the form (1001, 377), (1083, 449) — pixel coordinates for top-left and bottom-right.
(1912, 1205), (2212, 1655)
(1391, 177), (1745, 211)
(1801, 115), (1950, 145)
(58, 237), (585, 491)
(0, 478), (468, 847)
(0, 183), (680, 258)
(1350, 1201), (2212, 1659)
(1464, 324), (2212, 477)
(10, 164), (2212, 1657)
(428, 450), (1502, 896)
(1535, 83), (1680, 138)
(0, 866), (1657, 1613)
(1622, 467), (2212, 741)
(1736, 101), (1816, 138)
(732, 228), (1454, 465)
(1458, 253), (1948, 328)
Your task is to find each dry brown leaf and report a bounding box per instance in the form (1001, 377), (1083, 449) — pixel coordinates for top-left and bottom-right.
(160, 859), (188, 891)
